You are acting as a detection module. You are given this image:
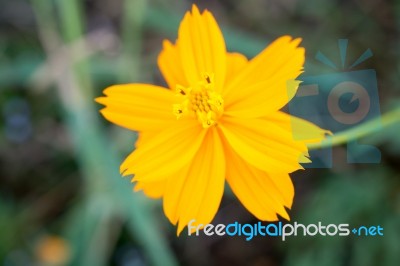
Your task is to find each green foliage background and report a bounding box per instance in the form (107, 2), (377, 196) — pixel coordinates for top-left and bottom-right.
(0, 0), (399, 265)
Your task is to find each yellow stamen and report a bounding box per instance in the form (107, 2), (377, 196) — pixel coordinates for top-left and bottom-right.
(173, 73), (224, 128)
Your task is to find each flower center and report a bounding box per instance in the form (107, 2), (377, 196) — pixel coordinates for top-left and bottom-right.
(173, 73), (224, 128)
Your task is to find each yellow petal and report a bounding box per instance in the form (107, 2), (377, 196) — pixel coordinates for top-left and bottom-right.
(224, 140), (294, 220)
(264, 111), (331, 144)
(121, 119), (207, 182)
(225, 79), (301, 118)
(134, 131), (158, 148)
(178, 5), (227, 91)
(162, 128), (225, 235)
(157, 40), (188, 89)
(219, 116), (306, 173)
(298, 153), (312, 163)
(223, 36), (304, 116)
(133, 179), (166, 199)
(225, 52), (248, 83)
(96, 84), (175, 131)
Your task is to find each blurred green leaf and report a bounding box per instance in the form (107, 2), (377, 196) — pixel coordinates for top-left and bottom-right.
(285, 168), (400, 266)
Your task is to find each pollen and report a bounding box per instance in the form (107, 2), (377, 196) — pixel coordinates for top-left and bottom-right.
(173, 73), (224, 128)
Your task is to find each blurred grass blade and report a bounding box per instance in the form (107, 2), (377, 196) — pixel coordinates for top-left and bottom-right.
(30, 1), (178, 265)
(119, 0), (147, 82)
(55, 0), (93, 99)
(63, 196), (118, 266)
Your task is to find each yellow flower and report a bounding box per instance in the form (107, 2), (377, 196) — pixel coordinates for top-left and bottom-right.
(96, 5), (329, 235)
(35, 235), (70, 265)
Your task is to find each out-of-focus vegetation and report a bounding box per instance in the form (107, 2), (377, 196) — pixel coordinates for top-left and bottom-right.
(0, 0), (399, 265)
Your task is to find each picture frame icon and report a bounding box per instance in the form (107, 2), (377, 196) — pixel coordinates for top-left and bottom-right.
(289, 39), (382, 168)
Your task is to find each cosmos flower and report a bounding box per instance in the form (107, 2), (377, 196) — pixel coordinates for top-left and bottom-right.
(96, 5), (329, 234)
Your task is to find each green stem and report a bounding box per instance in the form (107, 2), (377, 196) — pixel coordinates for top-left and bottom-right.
(308, 107), (400, 150)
